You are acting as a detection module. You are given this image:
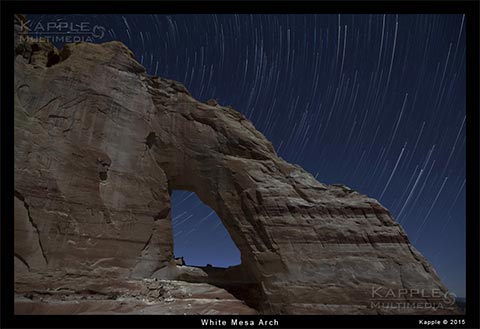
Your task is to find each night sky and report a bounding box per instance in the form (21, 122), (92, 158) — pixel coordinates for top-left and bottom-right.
(27, 14), (466, 297)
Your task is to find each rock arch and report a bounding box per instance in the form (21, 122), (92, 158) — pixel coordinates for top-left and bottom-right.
(13, 26), (456, 314)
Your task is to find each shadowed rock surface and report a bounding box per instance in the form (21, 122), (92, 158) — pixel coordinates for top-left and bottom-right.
(14, 14), (459, 315)
(15, 270), (257, 315)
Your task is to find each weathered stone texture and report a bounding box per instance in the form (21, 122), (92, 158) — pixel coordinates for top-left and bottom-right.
(14, 20), (458, 314)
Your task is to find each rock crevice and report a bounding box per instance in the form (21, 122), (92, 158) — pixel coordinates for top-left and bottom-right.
(14, 190), (49, 266)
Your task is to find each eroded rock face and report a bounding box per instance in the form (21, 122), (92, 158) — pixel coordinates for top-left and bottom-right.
(14, 17), (458, 314)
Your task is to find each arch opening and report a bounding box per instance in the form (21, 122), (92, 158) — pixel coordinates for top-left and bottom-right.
(170, 190), (241, 268)
(169, 190), (262, 311)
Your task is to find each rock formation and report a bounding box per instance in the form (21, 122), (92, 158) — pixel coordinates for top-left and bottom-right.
(14, 15), (459, 314)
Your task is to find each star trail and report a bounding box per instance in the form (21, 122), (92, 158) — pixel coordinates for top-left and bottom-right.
(28, 14), (466, 297)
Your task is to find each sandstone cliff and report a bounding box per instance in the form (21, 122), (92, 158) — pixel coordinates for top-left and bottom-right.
(14, 15), (458, 315)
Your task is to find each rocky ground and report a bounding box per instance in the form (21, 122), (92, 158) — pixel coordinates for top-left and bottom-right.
(14, 270), (256, 315)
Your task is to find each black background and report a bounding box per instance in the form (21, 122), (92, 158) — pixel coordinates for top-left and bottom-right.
(1, 1), (478, 329)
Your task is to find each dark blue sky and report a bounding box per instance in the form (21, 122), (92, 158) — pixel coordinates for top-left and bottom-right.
(28, 14), (466, 297)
